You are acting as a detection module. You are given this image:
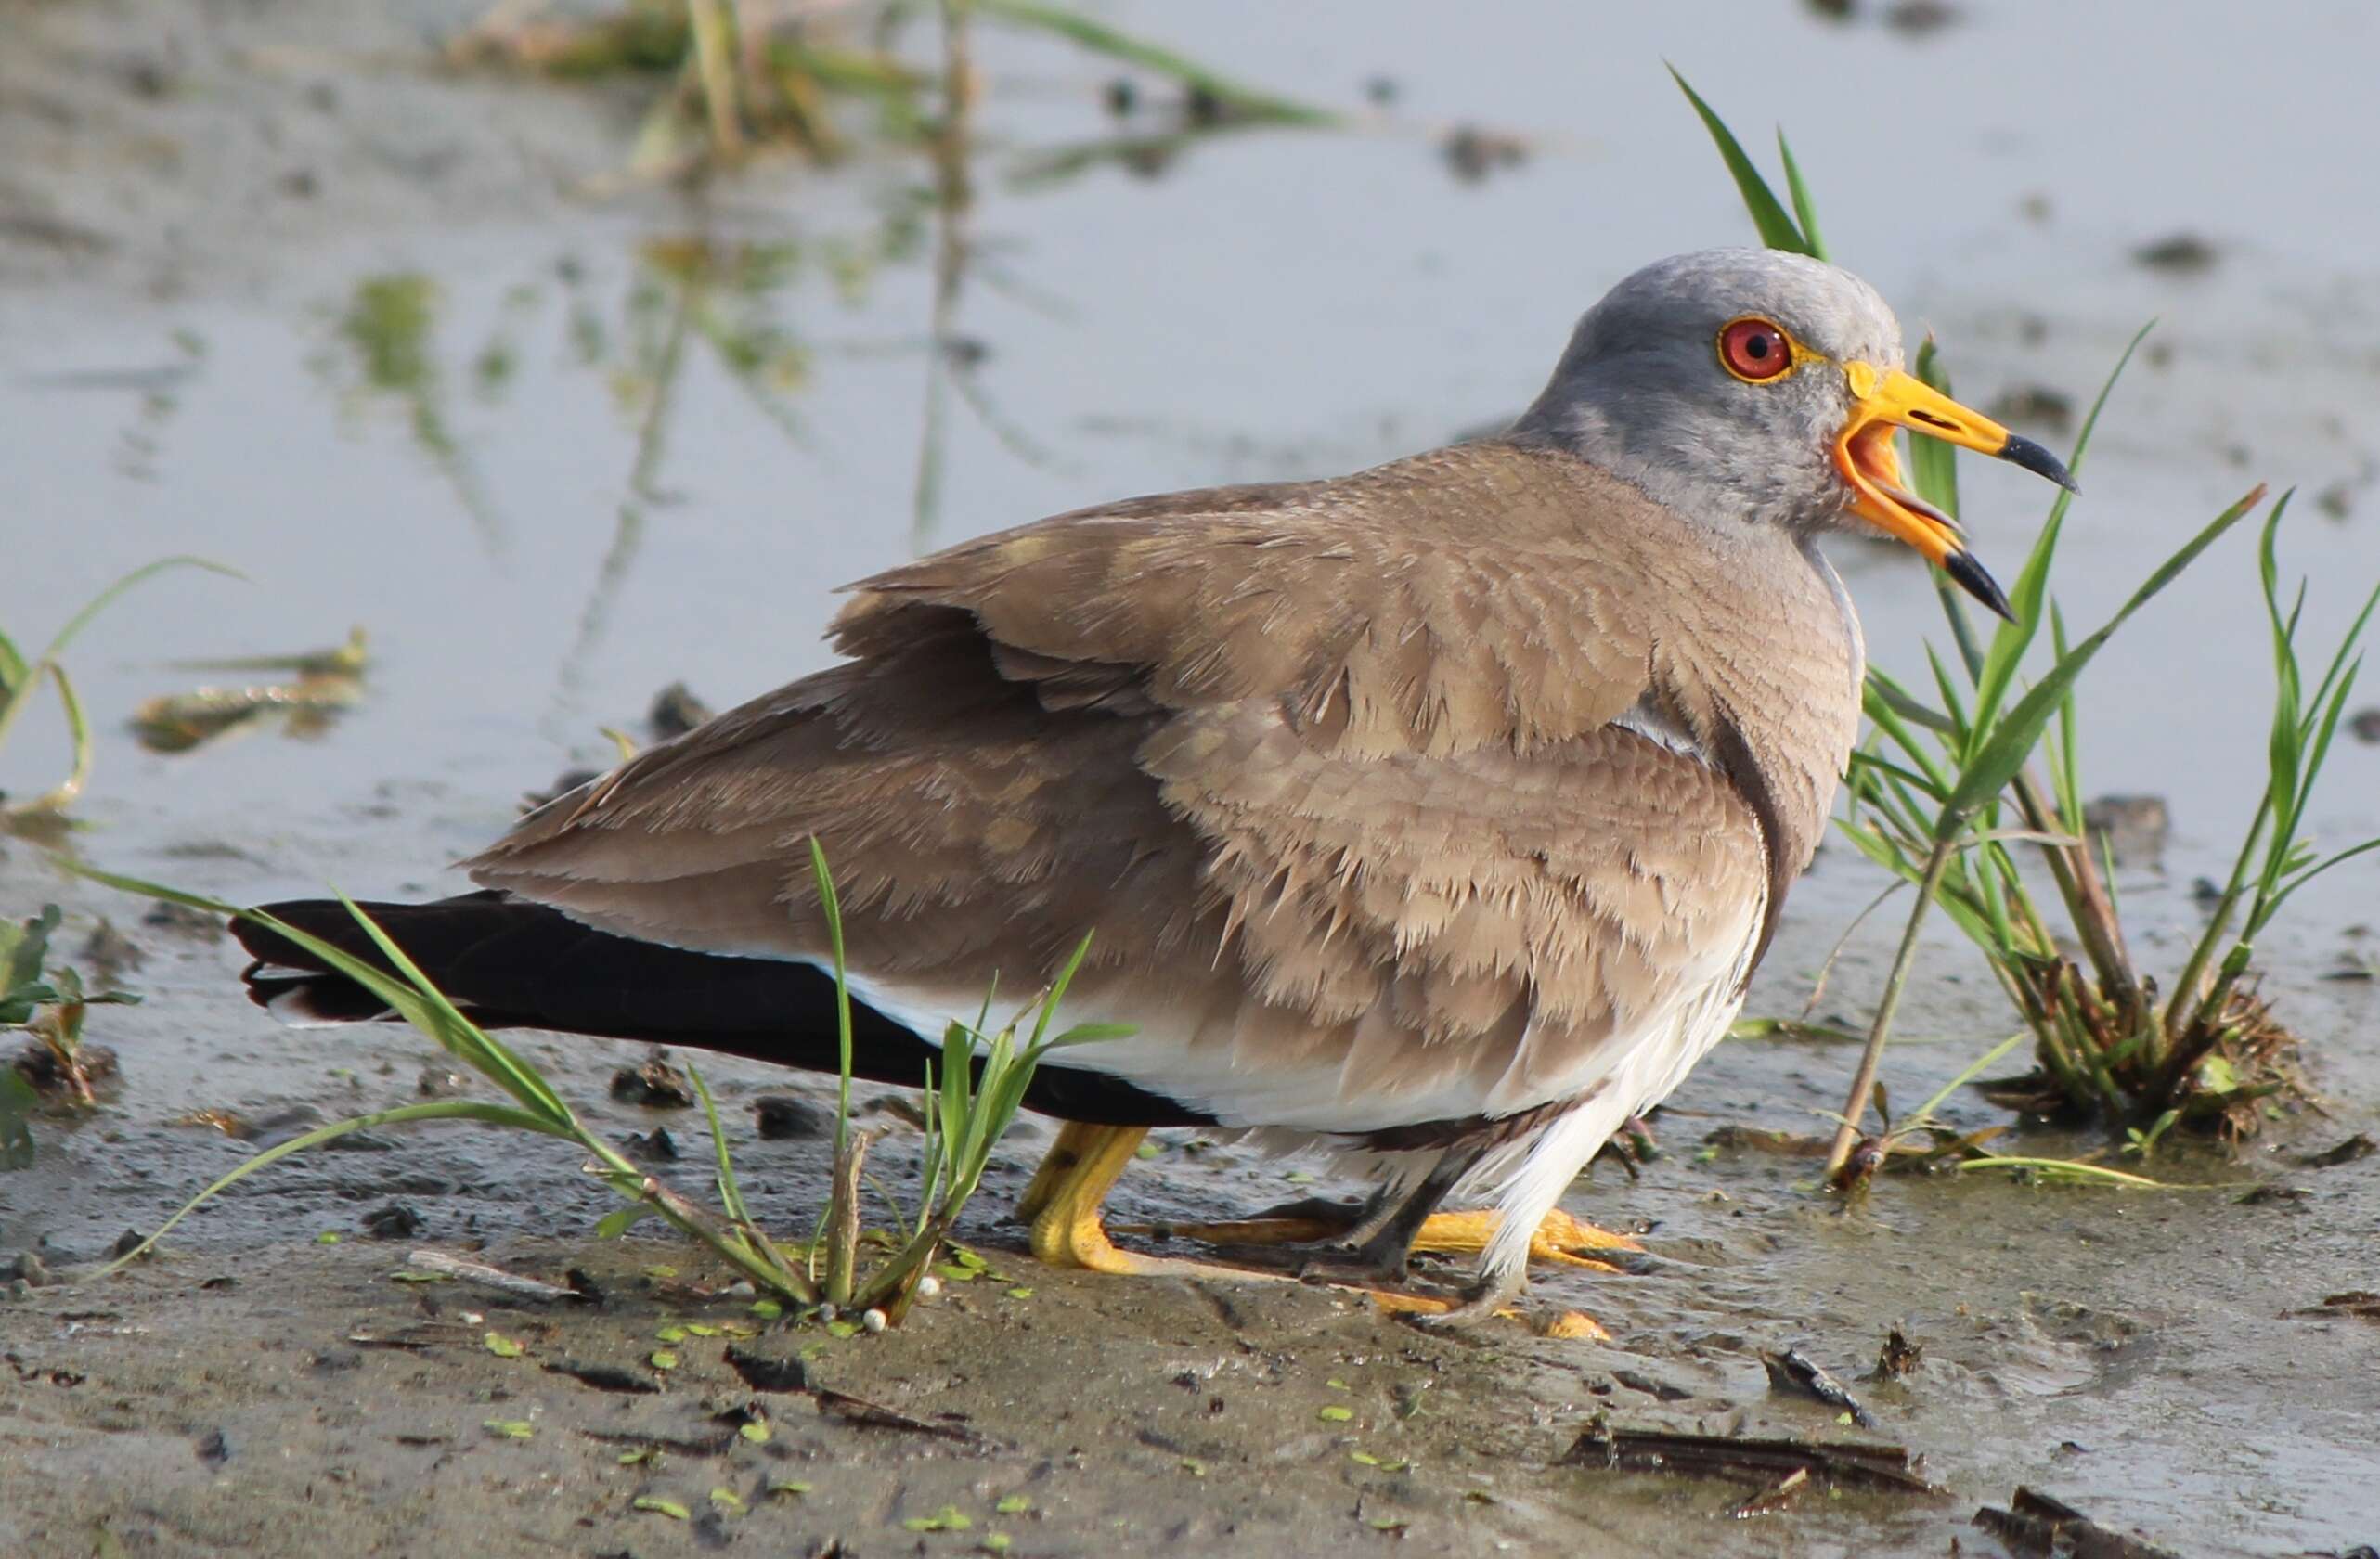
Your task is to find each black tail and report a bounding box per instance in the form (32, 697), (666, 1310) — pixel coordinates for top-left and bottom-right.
(231, 892), (1208, 1128)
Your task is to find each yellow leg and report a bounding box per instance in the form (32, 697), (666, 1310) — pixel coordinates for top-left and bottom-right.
(1020, 1123), (1297, 1282)
(1015, 1120), (1111, 1224)
(1131, 1205), (1641, 1273)
(1025, 1124), (1149, 1270)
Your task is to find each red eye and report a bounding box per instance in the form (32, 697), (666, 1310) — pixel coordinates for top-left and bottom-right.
(1718, 317), (1795, 381)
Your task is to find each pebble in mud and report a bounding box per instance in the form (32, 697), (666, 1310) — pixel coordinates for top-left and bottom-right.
(610, 1055), (695, 1109)
(3, 1250), (54, 1287)
(2084, 793), (2171, 870)
(753, 1094), (828, 1140)
(625, 1127), (678, 1162)
(360, 1203), (423, 1239)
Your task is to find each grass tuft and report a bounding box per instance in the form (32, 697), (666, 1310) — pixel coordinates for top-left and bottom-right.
(73, 854), (1114, 1322)
(1674, 73), (2380, 1174)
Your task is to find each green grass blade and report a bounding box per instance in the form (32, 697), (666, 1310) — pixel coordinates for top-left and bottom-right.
(808, 838), (855, 1161)
(103, 1100), (567, 1273)
(687, 1064), (750, 1228)
(32, 556), (244, 668)
(1775, 131), (1828, 262)
(977, 0), (1337, 125)
(1948, 486), (2265, 815)
(1669, 68), (1811, 255)
(1906, 1032), (2027, 1127)
(331, 891), (574, 1125)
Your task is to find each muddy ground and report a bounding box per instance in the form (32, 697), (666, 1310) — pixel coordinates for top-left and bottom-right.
(6, 2), (2380, 1555)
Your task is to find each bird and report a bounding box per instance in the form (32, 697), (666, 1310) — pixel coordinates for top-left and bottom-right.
(232, 248), (2074, 1326)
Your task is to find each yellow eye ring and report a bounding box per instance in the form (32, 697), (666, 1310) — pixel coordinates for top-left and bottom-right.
(1717, 316), (1798, 383)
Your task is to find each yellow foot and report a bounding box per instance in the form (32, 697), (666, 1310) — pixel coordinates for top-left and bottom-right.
(1410, 1206), (1643, 1271)
(1024, 1123), (1295, 1282)
(1362, 1288), (1610, 1340)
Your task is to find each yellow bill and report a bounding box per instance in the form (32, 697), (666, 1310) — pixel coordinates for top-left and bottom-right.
(1832, 361), (2077, 621)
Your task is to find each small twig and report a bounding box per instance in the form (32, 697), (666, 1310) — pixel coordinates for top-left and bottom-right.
(407, 1249), (581, 1302)
(1826, 831), (1959, 1177)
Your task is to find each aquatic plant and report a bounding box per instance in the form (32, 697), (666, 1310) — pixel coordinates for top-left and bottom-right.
(0, 904), (139, 1146)
(0, 558), (237, 828)
(83, 847), (1117, 1324)
(1677, 74), (2380, 1172)
(445, 0), (1337, 182)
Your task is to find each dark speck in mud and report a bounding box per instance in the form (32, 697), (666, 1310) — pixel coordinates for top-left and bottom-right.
(13, 1038), (119, 1101)
(2348, 706), (2380, 743)
(2236, 1182), (2310, 1205)
(2084, 793), (2171, 870)
(108, 1229), (147, 1260)
(2132, 233), (2220, 274)
(139, 900), (219, 938)
(77, 919), (146, 984)
(625, 1126), (679, 1162)
(195, 1428), (231, 1466)
(722, 1345), (809, 1394)
(1442, 124), (1530, 183)
(1882, 0), (1962, 36)
(417, 1066), (468, 1097)
(543, 1359), (660, 1394)
(611, 1054), (694, 1109)
(646, 680), (713, 739)
(361, 1202), (423, 1239)
(2294, 1132), (2375, 1168)
(754, 1094), (828, 1140)
(3, 1250), (55, 1287)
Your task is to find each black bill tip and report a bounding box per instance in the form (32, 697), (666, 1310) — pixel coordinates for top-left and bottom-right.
(1945, 548), (2015, 623)
(1998, 432), (2079, 494)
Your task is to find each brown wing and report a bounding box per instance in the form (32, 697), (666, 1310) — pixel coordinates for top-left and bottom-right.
(465, 441), (1848, 1127)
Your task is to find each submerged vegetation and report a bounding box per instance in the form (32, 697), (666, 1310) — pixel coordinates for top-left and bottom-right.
(84, 846), (1116, 1328)
(1677, 75), (2380, 1174)
(0, 558), (237, 831)
(444, 0), (1339, 186)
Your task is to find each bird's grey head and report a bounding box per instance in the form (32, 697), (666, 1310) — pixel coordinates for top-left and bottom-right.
(1513, 248), (2076, 618)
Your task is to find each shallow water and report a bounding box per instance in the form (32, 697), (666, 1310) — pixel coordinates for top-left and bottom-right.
(5, 2), (2379, 1554)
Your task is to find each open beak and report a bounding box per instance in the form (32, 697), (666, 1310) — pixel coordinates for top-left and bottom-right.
(1832, 362), (2077, 622)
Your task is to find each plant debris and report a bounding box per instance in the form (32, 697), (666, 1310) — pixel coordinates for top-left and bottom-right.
(407, 1250), (581, 1303)
(1761, 1348), (1879, 1427)
(2293, 1133), (2374, 1167)
(1874, 1328), (1922, 1377)
(1564, 1417), (1940, 1496)
(2286, 1291), (2380, 1322)
(611, 1054), (697, 1108)
(1973, 1487), (2183, 1557)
